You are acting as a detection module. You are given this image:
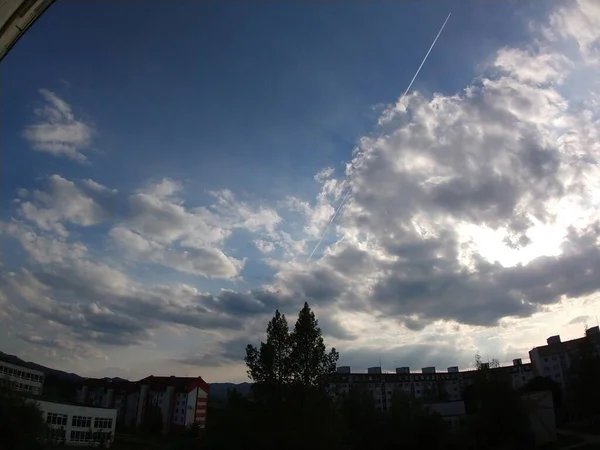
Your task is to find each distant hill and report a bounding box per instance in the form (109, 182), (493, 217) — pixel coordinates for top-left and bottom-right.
(208, 382), (252, 400)
(0, 350), (252, 398)
(0, 350), (83, 381)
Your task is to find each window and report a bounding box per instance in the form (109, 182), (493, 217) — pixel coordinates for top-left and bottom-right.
(46, 413), (68, 426)
(72, 416), (92, 428)
(47, 427), (66, 441)
(94, 417), (113, 429)
(70, 430), (93, 443)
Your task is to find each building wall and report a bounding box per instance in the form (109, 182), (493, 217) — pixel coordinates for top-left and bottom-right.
(173, 391), (189, 426)
(0, 360), (44, 395)
(522, 391), (556, 446)
(32, 399), (117, 447)
(329, 363), (533, 411)
(185, 387), (198, 426)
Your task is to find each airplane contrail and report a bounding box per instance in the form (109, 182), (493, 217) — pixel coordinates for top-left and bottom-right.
(307, 12), (452, 262)
(401, 12), (452, 100)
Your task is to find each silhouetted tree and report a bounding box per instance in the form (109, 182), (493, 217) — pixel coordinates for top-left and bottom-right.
(289, 302), (339, 388)
(240, 303), (341, 450)
(0, 384), (46, 449)
(462, 355), (532, 449)
(245, 303), (339, 390)
(245, 310), (292, 387)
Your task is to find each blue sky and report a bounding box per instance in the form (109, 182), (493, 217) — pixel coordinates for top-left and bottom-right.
(1, 0), (600, 382)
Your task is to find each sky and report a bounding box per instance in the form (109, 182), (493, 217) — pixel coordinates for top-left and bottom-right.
(1, 0), (599, 383)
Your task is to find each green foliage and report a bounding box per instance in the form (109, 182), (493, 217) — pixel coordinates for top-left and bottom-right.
(0, 385), (46, 450)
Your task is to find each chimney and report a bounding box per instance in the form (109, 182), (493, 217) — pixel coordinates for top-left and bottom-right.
(547, 335), (561, 345)
(422, 367), (436, 374)
(336, 366), (351, 374)
(367, 367), (382, 374)
(513, 358), (522, 366)
(586, 326), (599, 336)
(396, 367), (410, 374)
(480, 362), (490, 370)
(447, 366), (459, 373)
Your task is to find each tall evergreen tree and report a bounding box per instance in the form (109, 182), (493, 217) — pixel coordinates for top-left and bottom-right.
(289, 302), (339, 387)
(244, 310), (292, 386)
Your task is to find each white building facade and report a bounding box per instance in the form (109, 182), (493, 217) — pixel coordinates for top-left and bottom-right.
(32, 399), (117, 447)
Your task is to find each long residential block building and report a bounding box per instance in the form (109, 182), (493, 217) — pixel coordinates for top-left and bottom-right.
(329, 358), (534, 412)
(329, 326), (600, 415)
(77, 375), (209, 434)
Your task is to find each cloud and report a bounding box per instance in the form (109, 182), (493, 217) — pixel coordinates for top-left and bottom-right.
(0, 263), (245, 349)
(4, 0), (600, 379)
(17, 175), (113, 237)
(314, 167), (335, 183)
(109, 226), (244, 278)
(22, 89), (94, 163)
(568, 315), (591, 325)
(1, 221), (87, 264)
(547, 0), (600, 64)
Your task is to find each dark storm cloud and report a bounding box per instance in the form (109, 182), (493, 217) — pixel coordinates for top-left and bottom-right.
(0, 265), (245, 348)
(172, 336), (250, 367)
(318, 315), (358, 341)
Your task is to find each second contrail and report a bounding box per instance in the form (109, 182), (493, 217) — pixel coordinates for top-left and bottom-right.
(307, 12), (452, 262)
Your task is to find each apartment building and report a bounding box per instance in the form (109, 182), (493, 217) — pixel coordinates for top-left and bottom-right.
(529, 326), (600, 391)
(329, 359), (534, 411)
(78, 375), (209, 434)
(0, 360), (44, 395)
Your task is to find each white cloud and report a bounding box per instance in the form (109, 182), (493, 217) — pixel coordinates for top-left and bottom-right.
(253, 239), (275, 254)
(141, 178), (183, 200)
(1, 221), (87, 264)
(548, 0), (600, 64)
(109, 226), (244, 278)
(18, 175), (111, 237)
(22, 89), (94, 163)
(494, 47), (573, 84)
(314, 167), (335, 183)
